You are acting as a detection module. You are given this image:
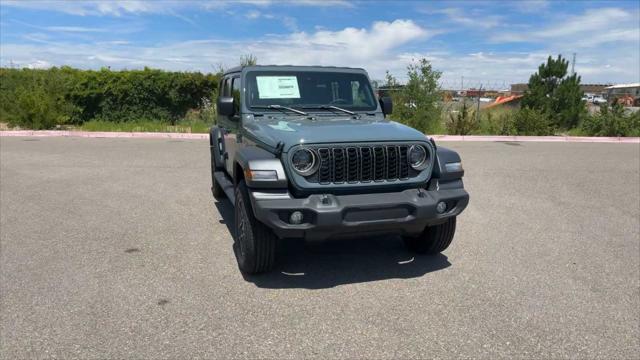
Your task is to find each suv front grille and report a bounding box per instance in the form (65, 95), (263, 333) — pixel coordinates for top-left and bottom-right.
(313, 145), (413, 184)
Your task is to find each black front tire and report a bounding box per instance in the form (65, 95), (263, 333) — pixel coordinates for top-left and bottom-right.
(233, 180), (277, 274)
(211, 170), (224, 200)
(404, 217), (457, 254)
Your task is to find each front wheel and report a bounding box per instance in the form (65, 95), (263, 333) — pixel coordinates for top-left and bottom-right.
(211, 168), (224, 200)
(404, 217), (457, 254)
(234, 180), (277, 274)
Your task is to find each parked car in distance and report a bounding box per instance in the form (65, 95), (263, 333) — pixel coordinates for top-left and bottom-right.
(592, 96), (607, 105)
(210, 65), (469, 274)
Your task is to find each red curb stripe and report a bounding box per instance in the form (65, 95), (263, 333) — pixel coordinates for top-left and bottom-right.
(430, 135), (640, 143)
(1, 131), (638, 143)
(0, 130), (208, 140)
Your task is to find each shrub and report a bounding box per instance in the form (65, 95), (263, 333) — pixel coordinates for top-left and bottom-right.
(446, 101), (478, 135)
(514, 107), (554, 135)
(67, 67), (218, 124)
(0, 67), (219, 129)
(477, 108), (517, 135)
(9, 87), (71, 129)
(1, 68), (76, 129)
(581, 103), (640, 137)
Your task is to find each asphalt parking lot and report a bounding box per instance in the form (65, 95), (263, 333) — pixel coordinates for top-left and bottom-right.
(1, 136), (638, 358)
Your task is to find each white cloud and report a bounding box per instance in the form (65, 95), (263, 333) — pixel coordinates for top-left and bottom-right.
(26, 59), (52, 69)
(246, 10), (262, 19)
(491, 7), (637, 45)
(1, 0), (152, 16)
(0, 19), (431, 78)
(0, 0), (353, 16)
(243, 10), (296, 30)
(1, 14), (637, 85)
(509, 0), (550, 13)
(8, 18), (143, 35)
(428, 7), (502, 29)
(470, 6), (640, 85)
(45, 26), (107, 33)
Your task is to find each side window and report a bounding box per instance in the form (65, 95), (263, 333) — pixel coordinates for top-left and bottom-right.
(231, 76), (241, 114)
(223, 77), (231, 97)
(218, 79), (224, 99)
(330, 82), (340, 101)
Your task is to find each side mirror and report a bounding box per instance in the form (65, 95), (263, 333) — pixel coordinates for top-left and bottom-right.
(380, 97), (393, 116)
(217, 96), (235, 117)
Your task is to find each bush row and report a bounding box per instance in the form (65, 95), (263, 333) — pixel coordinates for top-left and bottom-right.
(0, 67), (219, 129)
(445, 102), (639, 137)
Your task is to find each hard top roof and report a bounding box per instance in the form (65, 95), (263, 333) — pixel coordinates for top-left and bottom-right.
(223, 65), (366, 75)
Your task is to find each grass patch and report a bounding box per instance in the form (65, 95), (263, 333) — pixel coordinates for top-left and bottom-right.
(80, 119), (212, 133)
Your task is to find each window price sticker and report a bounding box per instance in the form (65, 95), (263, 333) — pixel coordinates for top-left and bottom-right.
(256, 76), (301, 99)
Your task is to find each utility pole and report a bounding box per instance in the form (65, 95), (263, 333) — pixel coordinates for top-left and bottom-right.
(571, 53), (576, 76)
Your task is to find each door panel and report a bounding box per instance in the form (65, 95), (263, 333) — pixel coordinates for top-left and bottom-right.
(217, 75), (242, 175)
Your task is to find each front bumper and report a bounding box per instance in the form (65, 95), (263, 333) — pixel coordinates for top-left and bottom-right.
(248, 187), (469, 241)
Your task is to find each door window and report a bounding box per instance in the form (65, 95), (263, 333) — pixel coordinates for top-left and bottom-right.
(223, 77), (231, 97)
(231, 77), (241, 113)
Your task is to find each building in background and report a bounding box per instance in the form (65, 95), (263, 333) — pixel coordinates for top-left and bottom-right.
(510, 83), (528, 95)
(510, 83), (612, 96)
(604, 83), (640, 106)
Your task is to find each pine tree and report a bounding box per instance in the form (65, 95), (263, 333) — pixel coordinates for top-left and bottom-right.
(522, 55), (585, 130)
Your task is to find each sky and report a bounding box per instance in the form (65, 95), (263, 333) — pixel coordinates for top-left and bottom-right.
(0, 0), (638, 89)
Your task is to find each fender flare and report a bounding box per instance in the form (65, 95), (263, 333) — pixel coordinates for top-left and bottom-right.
(234, 146), (288, 189)
(209, 126), (225, 170)
(432, 146), (464, 181)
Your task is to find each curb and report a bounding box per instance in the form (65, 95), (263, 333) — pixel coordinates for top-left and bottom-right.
(0, 130), (208, 140)
(429, 135), (640, 143)
(1, 130), (638, 143)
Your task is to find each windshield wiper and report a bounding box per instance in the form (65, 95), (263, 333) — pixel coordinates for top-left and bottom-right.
(251, 105), (308, 116)
(302, 105), (357, 116)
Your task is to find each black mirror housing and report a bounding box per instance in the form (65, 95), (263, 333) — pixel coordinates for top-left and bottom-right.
(380, 97), (393, 116)
(217, 96), (235, 117)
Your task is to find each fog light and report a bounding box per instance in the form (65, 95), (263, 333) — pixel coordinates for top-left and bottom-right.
(289, 211), (303, 224)
(436, 201), (447, 214)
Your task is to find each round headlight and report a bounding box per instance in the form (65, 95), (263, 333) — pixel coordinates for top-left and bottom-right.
(291, 148), (317, 176)
(408, 145), (428, 170)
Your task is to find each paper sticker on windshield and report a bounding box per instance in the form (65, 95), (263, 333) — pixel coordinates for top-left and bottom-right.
(256, 76), (300, 99)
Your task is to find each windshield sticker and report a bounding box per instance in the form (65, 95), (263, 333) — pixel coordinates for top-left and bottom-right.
(268, 121), (296, 132)
(256, 76), (301, 99)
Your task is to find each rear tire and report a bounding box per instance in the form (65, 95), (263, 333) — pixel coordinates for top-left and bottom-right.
(404, 217), (456, 254)
(233, 180), (277, 274)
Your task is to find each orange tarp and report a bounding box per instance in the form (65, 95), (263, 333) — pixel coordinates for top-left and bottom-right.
(486, 95), (523, 108)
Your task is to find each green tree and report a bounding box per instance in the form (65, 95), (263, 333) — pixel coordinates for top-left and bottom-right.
(240, 54), (258, 66)
(386, 58), (442, 133)
(521, 55), (585, 130)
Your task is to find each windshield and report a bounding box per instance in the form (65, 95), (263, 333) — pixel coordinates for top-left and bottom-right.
(245, 71), (377, 112)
